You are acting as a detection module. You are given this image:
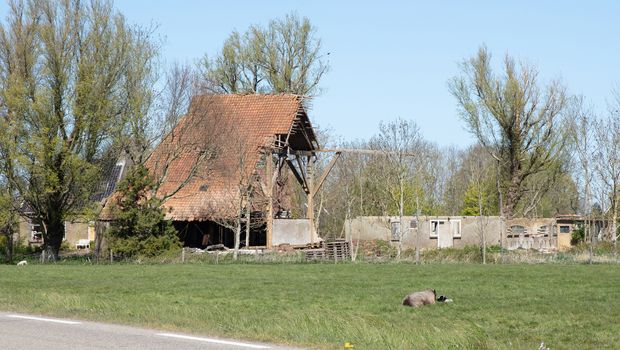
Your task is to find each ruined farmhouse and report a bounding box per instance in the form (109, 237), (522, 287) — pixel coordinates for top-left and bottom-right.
(346, 214), (604, 251)
(98, 93), (322, 250)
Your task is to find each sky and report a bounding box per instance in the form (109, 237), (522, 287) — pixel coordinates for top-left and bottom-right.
(3, 1), (620, 149)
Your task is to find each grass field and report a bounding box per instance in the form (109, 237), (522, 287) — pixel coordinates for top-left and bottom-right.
(0, 263), (618, 349)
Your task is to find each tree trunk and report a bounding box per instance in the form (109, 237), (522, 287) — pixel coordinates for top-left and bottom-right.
(397, 177), (404, 260)
(503, 177), (522, 220)
(233, 196), (242, 261)
(43, 212), (64, 262)
(478, 189), (486, 265)
(611, 196), (618, 248)
(496, 159), (505, 261)
(415, 196), (420, 264)
(94, 221), (107, 262)
(245, 204), (251, 248)
(3, 230), (14, 264)
(233, 219), (241, 261)
(584, 166), (591, 242)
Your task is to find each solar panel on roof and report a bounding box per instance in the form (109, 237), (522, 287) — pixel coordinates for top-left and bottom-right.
(92, 163), (125, 201)
(102, 164), (124, 198)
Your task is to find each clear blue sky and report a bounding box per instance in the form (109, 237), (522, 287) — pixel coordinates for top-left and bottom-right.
(4, 1), (620, 148)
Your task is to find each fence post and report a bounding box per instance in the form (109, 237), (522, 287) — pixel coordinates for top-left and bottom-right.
(109, 249), (113, 264)
(181, 248), (186, 263)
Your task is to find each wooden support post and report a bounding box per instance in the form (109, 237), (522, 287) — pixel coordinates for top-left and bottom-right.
(307, 156), (315, 245)
(266, 151), (274, 249)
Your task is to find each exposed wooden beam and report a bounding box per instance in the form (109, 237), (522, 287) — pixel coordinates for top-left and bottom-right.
(306, 157), (315, 245)
(312, 152), (342, 198)
(295, 155), (307, 185)
(291, 148), (416, 156)
(266, 151), (273, 248)
(286, 159), (308, 193)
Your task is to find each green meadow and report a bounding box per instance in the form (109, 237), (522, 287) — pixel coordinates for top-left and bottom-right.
(0, 263), (618, 349)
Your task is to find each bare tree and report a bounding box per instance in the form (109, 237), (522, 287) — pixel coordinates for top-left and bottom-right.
(519, 159), (570, 218)
(371, 118), (419, 259)
(159, 63), (200, 139)
(450, 46), (570, 219)
(198, 116), (263, 260)
(442, 147), (467, 216)
(593, 97), (620, 244)
(467, 150), (490, 264)
(568, 97), (596, 241)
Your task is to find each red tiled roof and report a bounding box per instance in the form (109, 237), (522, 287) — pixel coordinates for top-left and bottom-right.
(146, 94), (308, 221)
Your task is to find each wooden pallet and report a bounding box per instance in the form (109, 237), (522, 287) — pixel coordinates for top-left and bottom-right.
(324, 240), (351, 262)
(305, 248), (326, 261)
(304, 241), (324, 249)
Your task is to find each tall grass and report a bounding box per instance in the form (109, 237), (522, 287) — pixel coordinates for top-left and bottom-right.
(0, 264), (618, 349)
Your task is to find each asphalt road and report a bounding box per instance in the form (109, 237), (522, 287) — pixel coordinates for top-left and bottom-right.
(0, 312), (302, 350)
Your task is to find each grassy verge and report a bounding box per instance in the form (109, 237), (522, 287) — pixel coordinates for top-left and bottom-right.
(0, 263), (618, 349)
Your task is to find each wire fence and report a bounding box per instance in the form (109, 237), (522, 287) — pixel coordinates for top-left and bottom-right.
(2, 241), (620, 265)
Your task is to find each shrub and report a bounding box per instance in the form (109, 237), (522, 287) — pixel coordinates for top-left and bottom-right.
(108, 164), (181, 259)
(60, 240), (72, 251)
(14, 243), (41, 255)
(353, 239), (398, 259)
(109, 230), (181, 259)
(485, 245), (502, 253)
(420, 245), (482, 263)
(571, 225), (585, 245)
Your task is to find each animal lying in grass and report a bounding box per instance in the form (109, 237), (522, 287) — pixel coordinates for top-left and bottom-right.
(402, 289), (436, 307)
(16, 260), (28, 266)
(402, 289), (453, 307)
(437, 295), (453, 303)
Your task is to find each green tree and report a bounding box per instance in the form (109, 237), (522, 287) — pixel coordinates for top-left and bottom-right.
(450, 46), (571, 219)
(0, 185), (16, 263)
(462, 183), (490, 216)
(108, 164), (180, 258)
(202, 13), (329, 96)
(459, 147), (499, 217)
(0, 0), (158, 259)
(518, 159), (578, 218)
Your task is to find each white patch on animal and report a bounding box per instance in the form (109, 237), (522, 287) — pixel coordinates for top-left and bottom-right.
(437, 295), (453, 303)
(402, 289), (436, 308)
(16, 260), (27, 266)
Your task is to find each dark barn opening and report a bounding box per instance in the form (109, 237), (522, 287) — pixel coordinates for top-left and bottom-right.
(174, 218), (266, 249)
